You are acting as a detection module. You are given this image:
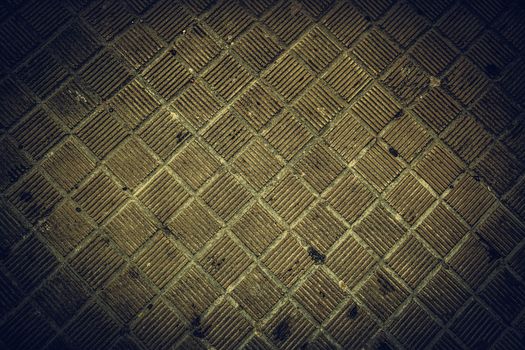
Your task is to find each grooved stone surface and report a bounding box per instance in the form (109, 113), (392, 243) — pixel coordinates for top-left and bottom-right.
(0, 0), (524, 349)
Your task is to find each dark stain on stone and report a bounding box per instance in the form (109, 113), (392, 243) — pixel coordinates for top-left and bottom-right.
(388, 147), (399, 157)
(169, 49), (177, 57)
(128, 267), (140, 279)
(191, 315), (205, 338)
(20, 191), (32, 202)
(477, 234), (501, 261)
(122, 186), (128, 191)
(377, 274), (395, 295)
(75, 207), (82, 213)
(308, 246), (325, 264)
(176, 130), (190, 143)
(473, 174), (481, 182)
(393, 110), (403, 119)
(347, 304), (359, 319)
(485, 64), (500, 79)
(147, 303), (153, 310)
(273, 319), (291, 342)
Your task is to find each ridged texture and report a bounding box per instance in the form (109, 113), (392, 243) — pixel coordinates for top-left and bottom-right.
(233, 23), (282, 72)
(322, 2), (368, 46)
(73, 171), (128, 224)
(139, 110), (191, 160)
(114, 24), (163, 70)
(327, 236), (376, 288)
(412, 29), (457, 76)
(475, 143), (523, 195)
(294, 203), (346, 252)
(42, 138), (96, 192)
(439, 4), (483, 49)
(168, 200), (222, 254)
(84, 1), (133, 41)
(264, 54), (314, 102)
(106, 137), (159, 189)
(353, 28), (400, 76)
(354, 144), (404, 192)
(295, 142), (345, 192)
(326, 172), (376, 223)
(443, 115), (492, 163)
(451, 301), (504, 348)
(0, 78), (35, 128)
(145, 0), (193, 42)
(446, 175), (497, 226)
(8, 170), (62, 223)
(263, 111), (313, 161)
(206, 1), (253, 40)
(112, 79), (159, 129)
(477, 206), (524, 256)
(265, 172), (315, 224)
(411, 87), (461, 132)
(0, 302), (55, 350)
(264, 302), (316, 349)
(354, 0), (393, 19)
(325, 55), (372, 102)
(101, 268), (155, 322)
(448, 235), (498, 289)
(105, 200), (157, 256)
(19, 50), (69, 98)
(166, 264), (222, 318)
(199, 233), (251, 288)
(382, 55), (429, 103)
(143, 52), (192, 100)
(34, 267), (89, 326)
(416, 202), (468, 257)
(381, 2), (428, 47)
(80, 50), (132, 99)
(389, 301), (440, 349)
(170, 139), (220, 190)
(132, 300), (185, 350)
(415, 143), (463, 194)
(356, 268), (410, 321)
(135, 233), (189, 288)
(382, 113), (432, 162)
(386, 173), (435, 225)
(326, 301), (379, 349)
(468, 31), (515, 78)
(0, 16), (38, 68)
(326, 112), (373, 162)
(387, 235), (437, 288)
(174, 79), (221, 129)
(471, 87), (517, 135)
(231, 266), (282, 319)
(46, 78), (100, 129)
(70, 235), (125, 289)
(293, 26), (342, 73)
(418, 267), (469, 321)
(231, 203), (284, 256)
(0, 138), (29, 190)
(233, 139), (283, 191)
(0, 201), (27, 253)
(204, 54), (253, 101)
(264, 0), (312, 45)
(201, 172), (252, 221)
(50, 23), (101, 70)
(353, 204), (405, 257)
(42, 200), (94, 256)
(234, 81), (283, 131)
(11, 109), (65, 160)
(295, 268), (345, 322)
(481, 269), (525, 323)
(136, 169), (189, 222)
(205, 112), (253, 160)
(4, 235), (58, 292)
(293, 82), (345, 132)
(447, 57), (489, 105)
(262, 234), (313, 287)
(352, 83), (400, 133)
(66, 302), (119, 349)
(174, 24), (221, 72)
(203, 299), (253, 350)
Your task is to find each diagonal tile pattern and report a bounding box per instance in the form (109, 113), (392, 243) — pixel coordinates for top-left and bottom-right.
(0, 0), (524, 349)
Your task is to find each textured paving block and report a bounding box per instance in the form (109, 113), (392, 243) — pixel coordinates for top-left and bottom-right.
(144, 0), (193, 43)
(232, 266), (283, 320)
(264, 0), (312, 45)
(113, 24), (164, 70)
(322, 2), (368, 47)
(382, 112), (432, 162)
(84, 0), (134, 41)
(388, 301), (440, 349)
(111, 79), (160, 129)
(135, 232), (189, 288)
(0, 137), (30, 190)
(480, 268), (525, 323)
(354, 143), (404, 192)
(477, 205), (525, 257)
(19, 50), (69, 99)
(324, 55), (372, 102)
(231, 202), (284, 256)
(471, 86), (518, 135)
(439, 4), (483, 50)
(50, 23), (101, 70)
(264, 53), (314, 102)
(0, 77), (35, 128)
(382, 55), (429, 103)
(442, 114), (492, 164)
(326, 112), (374, 162)
(353, 28), (400, 77)
(233, 23), (282, 73)
(411, 86), (461, 133)
(203, 53), (253, 101)
(173, 23), (221, 72)
(199, 233), (252, 288)
(446, 57), (489, 106)
(0, 200), (28, 255)
(380, 2), (428, 48)
(233, 81), (283, 131)
(202, 111), (253, 160)
(0, 16), (38, 69)
(173, 78), (221, 129)
(411, 29), (458, 76)
(293, 25), (342, 74)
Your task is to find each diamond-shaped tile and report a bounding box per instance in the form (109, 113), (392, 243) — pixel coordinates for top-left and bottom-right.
(111, 79), (160, 130)
(382, 113), (432, 163)
(173, 79), (222, 129)
(233, 81), (283, 131)
(264, 301), (316, 349)
(199, 233), (252, 288)
(380, 2), (428, 48)
(326, 112), (374, 162)
(264, 53), (314, 102)
(113, 23), (163, 70)
(144, 0), (193, 43)
(388, 301), (440, 349)
(233, 23), (282, 72)
(203, 299), (253, 349)
(324, 55), (372, 102)
(354, 143), (404, 192)
(206, 0), (253, 41)
(322, 2), (368, 47)
(174, 23), (221, 72)
(353, 28), (400, 77)
(293, 25), (342, 74)
(382, 55), (429, 104)
(203, 53), (253, 101)
(264, 0), (313, 45)
(415, 143), (464, 194)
